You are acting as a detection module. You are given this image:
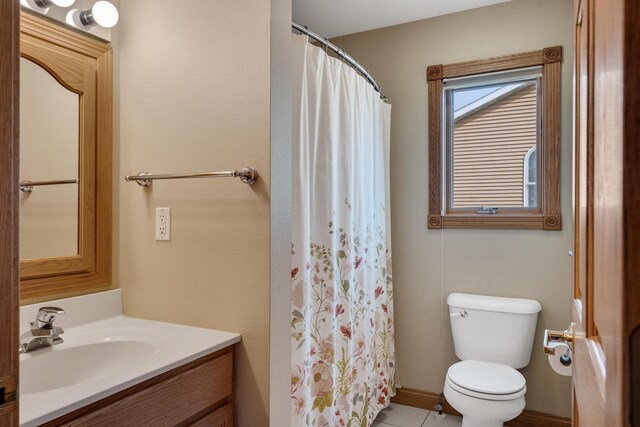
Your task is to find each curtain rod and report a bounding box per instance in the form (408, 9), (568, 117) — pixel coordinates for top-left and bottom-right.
(292, 21), (388, 101)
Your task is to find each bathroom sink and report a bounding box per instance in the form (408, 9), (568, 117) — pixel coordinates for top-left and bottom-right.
(20, 340), (156, 394)
(19, 290), (241, 427)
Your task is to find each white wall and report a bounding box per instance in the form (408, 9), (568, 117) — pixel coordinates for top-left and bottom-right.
(333, 0), (574, 417)
(269, 0), (292, 424)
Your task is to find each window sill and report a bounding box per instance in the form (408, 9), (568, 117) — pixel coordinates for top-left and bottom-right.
(427, 213), (561, 230)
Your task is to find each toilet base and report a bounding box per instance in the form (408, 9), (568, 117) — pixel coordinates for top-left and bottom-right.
(444, 382), (525, 427)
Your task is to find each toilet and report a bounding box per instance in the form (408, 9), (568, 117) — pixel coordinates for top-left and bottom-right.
(443, 293), (542, 427)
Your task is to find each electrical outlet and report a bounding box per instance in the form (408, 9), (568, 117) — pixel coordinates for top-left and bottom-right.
(158, 210), (167, 224)
(155, 207), (171, 241)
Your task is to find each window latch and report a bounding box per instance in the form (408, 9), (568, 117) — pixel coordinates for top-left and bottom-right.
(477, 206), (498, 214)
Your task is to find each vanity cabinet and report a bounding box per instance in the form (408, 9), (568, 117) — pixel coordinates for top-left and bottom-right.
(43, 347), (234, 427)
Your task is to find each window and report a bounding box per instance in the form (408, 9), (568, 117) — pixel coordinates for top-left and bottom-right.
(427, 47), (562, 230)
(447, 71), (541, 210)
(524, 146), (537, 207)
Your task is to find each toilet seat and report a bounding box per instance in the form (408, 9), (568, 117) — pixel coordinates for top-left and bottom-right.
(446, 361), (526, 401)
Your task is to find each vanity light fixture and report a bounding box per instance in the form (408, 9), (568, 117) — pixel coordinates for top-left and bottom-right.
(66, 1), (119, 29)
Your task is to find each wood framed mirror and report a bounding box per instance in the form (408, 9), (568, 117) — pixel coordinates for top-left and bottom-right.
(19, 12), (112, 302)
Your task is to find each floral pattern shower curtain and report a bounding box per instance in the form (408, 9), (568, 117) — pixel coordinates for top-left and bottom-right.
(291, 34), (396, 427)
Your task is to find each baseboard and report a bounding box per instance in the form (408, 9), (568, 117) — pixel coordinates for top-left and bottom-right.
(391, 387), (571, 427)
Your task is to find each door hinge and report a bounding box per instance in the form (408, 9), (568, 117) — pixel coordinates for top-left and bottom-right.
(0, 374), (17, 415)
(631, 326), (640, 426)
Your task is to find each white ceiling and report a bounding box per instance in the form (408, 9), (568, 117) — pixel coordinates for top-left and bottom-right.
(293, 0), (512, 38)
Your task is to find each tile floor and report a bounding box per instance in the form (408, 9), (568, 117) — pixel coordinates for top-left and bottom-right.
(373, 403), (462, 427)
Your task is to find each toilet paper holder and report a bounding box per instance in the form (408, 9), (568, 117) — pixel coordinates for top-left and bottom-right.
(543, 323), (575, 355)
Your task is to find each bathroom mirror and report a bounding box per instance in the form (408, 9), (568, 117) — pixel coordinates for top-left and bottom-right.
(20, 56), (80, 259)
(19, 11), (112, 302)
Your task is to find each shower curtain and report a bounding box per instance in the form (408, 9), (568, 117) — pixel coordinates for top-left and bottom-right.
(290, 34), (396, 427)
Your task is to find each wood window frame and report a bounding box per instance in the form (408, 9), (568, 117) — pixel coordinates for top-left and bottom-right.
(427, 47), (562, 230)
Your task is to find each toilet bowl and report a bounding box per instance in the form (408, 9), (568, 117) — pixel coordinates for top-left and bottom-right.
(443, 360), (526, 427)
(444, 293), (541, 427)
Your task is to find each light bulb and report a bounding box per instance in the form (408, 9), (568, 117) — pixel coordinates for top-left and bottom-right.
(49, 0), (75, 6)
(23, 0), (75, 12)
(79, 1), (119, 28)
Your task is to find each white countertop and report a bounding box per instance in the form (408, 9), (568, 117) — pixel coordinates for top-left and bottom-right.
(19, 290), (241, 426)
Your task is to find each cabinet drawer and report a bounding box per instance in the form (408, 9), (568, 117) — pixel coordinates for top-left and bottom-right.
(190, 403), (232, 427)
(62, 351), (232, 426)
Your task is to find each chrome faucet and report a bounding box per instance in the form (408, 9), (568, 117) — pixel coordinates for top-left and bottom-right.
(19, 306), (65, 354)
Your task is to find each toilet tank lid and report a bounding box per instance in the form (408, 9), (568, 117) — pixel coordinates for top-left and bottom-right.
(447, 293), (542, 314)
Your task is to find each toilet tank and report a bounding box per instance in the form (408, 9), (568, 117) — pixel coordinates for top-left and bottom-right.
(448, 293), (542, 369)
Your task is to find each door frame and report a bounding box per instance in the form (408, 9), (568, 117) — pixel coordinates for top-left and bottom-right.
(622, 0), (640, 422)
(0, 0), (20, 425)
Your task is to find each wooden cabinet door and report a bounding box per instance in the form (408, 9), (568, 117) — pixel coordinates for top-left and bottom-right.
(572, 0), (640, 425)
(56, 352), (232, 426)
(0, 0), (20, 425)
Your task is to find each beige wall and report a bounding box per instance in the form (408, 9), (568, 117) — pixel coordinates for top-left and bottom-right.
(334, 0), (574, 417)
(112, 1), (271, 425)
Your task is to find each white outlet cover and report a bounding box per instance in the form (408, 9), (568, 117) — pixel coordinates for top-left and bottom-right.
(155, 207), (171, 241)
